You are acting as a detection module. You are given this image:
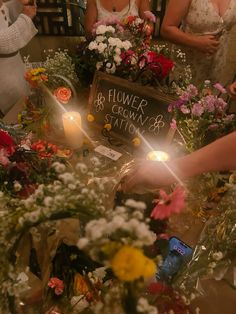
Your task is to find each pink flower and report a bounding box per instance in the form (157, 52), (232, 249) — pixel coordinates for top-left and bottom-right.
(151, 186), (185, 220)
(0, 149), (10, 166)
(180, 105), (190, 114)
(191, 102), (204, 116)
(144, 11), (156, 23)
(213, 83), (227, 94)
(186, 84), (198, 97)
(48, 277), (64, 295)
(170, 118), (177, 130)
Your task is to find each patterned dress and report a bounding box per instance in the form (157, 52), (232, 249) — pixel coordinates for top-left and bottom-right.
(180, 0), (236, 86)
(0, 0), (37, 115)
(96, 0), (139, 21)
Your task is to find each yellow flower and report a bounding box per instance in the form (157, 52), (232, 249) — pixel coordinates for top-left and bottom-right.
(87, 114), (95, 122)
(104, 123), (112, 131)
(111, 246), (155, 281)
(31, 67), (46, 76)
(142, 258), (156, 278)
(73, 273), (89, 295)
(132, 137), (141, 146)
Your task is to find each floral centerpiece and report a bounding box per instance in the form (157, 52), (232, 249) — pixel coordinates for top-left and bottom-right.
(74, 14), (191, 89)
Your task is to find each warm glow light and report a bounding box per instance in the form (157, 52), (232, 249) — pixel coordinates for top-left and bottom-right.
(146, 150), (170, 161)
(62, 111), (83, 149)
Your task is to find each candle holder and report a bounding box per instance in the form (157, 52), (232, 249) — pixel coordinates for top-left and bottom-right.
(146, 150), (170, 161)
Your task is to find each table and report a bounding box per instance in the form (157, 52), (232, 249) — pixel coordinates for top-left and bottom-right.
(2, 100), (236, 314)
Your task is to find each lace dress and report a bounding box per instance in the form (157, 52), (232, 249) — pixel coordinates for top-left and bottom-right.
(0, 0), (37, 115)
(96, 0), (139, 21)
(179, 0), (236, 85)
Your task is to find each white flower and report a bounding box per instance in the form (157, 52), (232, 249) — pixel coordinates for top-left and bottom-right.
(58, 172), (75, 184)
(76, 163), (88, 174)
(212, 251), (224, 261)
(137, 297), (158, 314)
(52, 162), (66, 173)
(17, 272), (28, 283)
(106, 63), (116, 74)
(125, 199), (147, 210)
(88, 41), (98, 50)
(44, 196), (53, 207)
(96, 35), (105, 42)
(77, 238), (89, 249)
(13, 181), (22, 192)
(97, 42), (107, 53)
(122, 40), (132, 50)
(115, 47), (121, 55)
(92, 267), (107, 280)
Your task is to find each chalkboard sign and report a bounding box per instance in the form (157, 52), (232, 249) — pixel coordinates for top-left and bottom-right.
(88, 72), (175, 148)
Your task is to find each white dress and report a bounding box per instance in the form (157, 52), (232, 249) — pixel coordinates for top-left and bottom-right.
(0, 0), (37, 115)
(96, 0), (139, 21)
(179, 0), (236, 86)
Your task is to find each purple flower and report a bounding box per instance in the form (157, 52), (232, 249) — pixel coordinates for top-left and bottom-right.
(203, 95), (215, 112)
(144, 11), (156, 23)
(180, 91), (191, 101)
(168, 99), (187, 112)
(187, 84), (198, 97)
(215, 98), (227, 112)
(223, 114), (235, 122)
(208, 124), (218, 130)
(192, 102), (204, 116)
(213, 83), (227, 94)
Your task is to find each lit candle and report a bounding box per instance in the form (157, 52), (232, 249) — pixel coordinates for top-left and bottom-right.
(62, 111), (83, 149)
(146, 150), (169, 162)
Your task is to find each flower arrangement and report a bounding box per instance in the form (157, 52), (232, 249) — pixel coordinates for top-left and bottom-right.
(74, 16), (191, 89)
(20, 50), (79, 136)
(169, 82), (236, 152)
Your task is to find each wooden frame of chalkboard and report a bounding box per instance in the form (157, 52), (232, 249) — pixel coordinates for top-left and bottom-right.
(88, 71), (176, 150)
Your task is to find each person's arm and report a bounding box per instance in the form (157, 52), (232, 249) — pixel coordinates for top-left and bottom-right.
(121, 132), (236, 193)
(84, 0), (98, 38)
(160, 0), (220, 54)
(5, 0), (23, 22)
(228, 81), (236, 99)
(0, 5), (37, 54)
(138, 0), (150, 19)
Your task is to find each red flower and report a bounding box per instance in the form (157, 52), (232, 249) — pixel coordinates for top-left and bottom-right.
(54, 87), (72, 104)
(143, 52), (174, 79)
(151, 186), (185, 220)
(31, 140), (58, 158)
(0, 129), (15, 155)
(48, 277), (64, 295)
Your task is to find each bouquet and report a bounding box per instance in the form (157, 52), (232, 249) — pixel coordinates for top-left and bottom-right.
(74, 14), (191, 89)
(168, 82), (236, 152)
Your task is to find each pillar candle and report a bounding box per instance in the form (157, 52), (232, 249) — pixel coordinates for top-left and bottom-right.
(62, 111), (83, 149)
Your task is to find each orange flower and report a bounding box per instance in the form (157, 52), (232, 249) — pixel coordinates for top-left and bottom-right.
(73, 273), (89, 295)
(31, 140), (58, 158)
(54, 87), (72, 104)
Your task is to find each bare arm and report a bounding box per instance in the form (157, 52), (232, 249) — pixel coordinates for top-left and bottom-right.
(121, 132), (236, 193)
(138, 0), (150, 19)
(84, 0), (98, 38)
(160, 0), (220, 54)
(228, 81), (236, 99)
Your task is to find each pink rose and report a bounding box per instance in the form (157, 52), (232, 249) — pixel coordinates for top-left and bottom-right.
(54, 87), (72, 104)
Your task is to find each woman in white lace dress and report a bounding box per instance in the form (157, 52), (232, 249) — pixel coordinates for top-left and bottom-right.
(85, 0), (150, 36)
(161, 0), (236, 86)
(0, 0), (37, 115)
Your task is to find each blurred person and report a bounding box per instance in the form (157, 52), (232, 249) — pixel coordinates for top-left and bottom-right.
(0, 0), (37, 116)
(161, 0), (236, 86)
(85, 0), (151, 37)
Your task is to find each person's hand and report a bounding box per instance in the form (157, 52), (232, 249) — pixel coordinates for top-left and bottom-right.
(228, 81), (236, 99)
(22, 4), (37, 19)
(120, 161), (173, 194)
(194, 35), (220, 54)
